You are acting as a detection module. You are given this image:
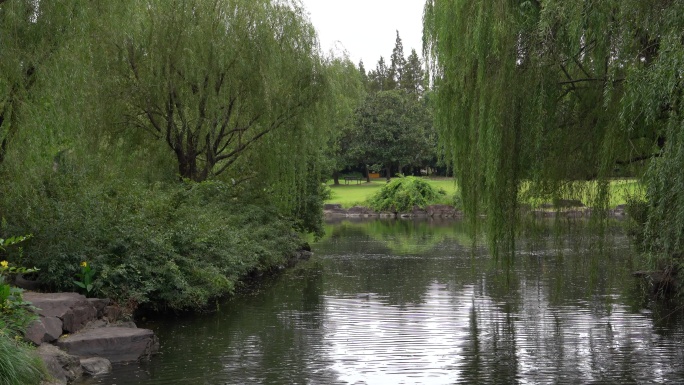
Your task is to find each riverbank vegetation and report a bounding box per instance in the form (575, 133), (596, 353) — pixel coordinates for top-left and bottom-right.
(327, 177), (642, 211)
(424, 0), (684, 292)
(0, 0), (359, 315)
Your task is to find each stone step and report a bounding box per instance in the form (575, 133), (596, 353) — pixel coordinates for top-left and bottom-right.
(56, 327), (159, 363)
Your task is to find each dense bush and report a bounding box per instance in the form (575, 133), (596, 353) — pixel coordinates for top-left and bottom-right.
(369, 176), (445, 213)
(1, 179), (300, 312)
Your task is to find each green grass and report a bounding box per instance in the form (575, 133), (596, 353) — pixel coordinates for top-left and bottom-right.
(326, 177), (643, 209)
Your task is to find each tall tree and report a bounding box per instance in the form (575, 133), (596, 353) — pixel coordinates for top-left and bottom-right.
(387, 31), (406, 90)
(401, 49), (426, 97)
(368, 57), (389, 93)
(424, 0), (684, 260)
(118, 0), (327, 182)
(351, 90), (433, 181)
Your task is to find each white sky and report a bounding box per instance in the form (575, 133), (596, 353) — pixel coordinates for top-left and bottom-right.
(299, 0), (426, 68)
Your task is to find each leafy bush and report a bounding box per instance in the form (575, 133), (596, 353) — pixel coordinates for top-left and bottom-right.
(3, 179), (300, 312)
(369, 176), (444, 212)
(0, 335), (45, 385)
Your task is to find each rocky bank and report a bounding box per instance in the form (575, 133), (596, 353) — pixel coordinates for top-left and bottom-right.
(22, 292), (158, 385)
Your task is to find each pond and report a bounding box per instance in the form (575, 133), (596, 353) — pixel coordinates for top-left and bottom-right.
(81, 218), (684, 384)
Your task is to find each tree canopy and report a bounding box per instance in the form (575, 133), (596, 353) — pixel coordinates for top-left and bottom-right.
(424, 1), (684, 259)
(0, 0), (347, 310)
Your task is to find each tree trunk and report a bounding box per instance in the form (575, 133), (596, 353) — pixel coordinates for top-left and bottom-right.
(365, 164), (370, 183)
(385, 164), (391, 182)
(333, 170), (340, 185)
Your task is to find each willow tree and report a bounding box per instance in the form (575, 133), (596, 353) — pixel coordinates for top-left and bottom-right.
(424, 1), (684, 260)
(0, 0), (94, 164)
(118, 0), (326, 183)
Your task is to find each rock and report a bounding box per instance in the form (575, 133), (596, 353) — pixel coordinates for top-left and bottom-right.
(37, 344), (83, 384)
(347, 206), (374, 215)
(24, 292), (97, 334)
(56, 327), (159, 363)
(323, 203), (342, 210)
(14, 273), (41, 291)
(103, 305), (123, 322)
(87, 298), (111, 318)
(26, 316), (63, 345)
(80, 357), (112, 376)
(62, 302), (98, 334)
(411, 206), (429, 217)
(426, 204), (460, 218)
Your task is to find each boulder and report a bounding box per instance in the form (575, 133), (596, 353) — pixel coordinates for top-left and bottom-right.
(80, 357), (112, 376)
(26, 316), (63, 345)
(36, 344), (83, 385)
(24, 292), (97, 334)
(56, 327), (159, 363)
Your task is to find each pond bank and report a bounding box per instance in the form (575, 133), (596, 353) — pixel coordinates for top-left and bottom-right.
(324, 203), (629, 219)
(22, 292), (158, 385)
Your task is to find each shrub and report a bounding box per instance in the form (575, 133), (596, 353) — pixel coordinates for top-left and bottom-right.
(4, 180), (301, 312)
(369, 176), (444, 213)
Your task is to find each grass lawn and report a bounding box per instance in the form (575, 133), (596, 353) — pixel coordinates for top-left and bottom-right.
(325, 176), (643, 209)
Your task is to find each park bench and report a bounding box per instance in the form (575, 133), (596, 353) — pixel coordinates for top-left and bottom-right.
(344, 176), (362, 184)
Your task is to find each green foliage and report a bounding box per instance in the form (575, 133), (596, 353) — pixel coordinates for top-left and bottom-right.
(369, 176), (444, 213)
(116, 0), (327, 183)
(2, 179), (299, 312)
(0, 236), (39, 339)
(0, 335), (45, 385)
(351, 90), (434, 178)
(424, 0), (684, 260)
(0, 0), (338, 313)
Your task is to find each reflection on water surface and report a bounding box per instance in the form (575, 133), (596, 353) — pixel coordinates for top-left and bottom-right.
(82, 218), (684, 384)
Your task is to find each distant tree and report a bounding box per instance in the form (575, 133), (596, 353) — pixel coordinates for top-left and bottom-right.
(323, 56), (366, 185)
(351, 90), (433, 181)
(368, 57), (389, 93)
(387, 31), (406, 90)
(358, 60), (369, 90)
(401, 49), (426, 97)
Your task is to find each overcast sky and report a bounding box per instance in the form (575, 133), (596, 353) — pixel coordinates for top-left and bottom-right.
(299, 0), (426, 68)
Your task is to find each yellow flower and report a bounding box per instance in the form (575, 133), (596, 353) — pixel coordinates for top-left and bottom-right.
(0, 261), (7, 268)
(80, 261), (87, 268)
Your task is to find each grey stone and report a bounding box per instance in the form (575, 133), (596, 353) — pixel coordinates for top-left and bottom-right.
(24, 292), (91, 319)
(37, 344), (83, 384)
(80, 357), (112, 376)
(62, 302), (98, 334)
(26, 316), (63, 345)
(87, 298), (111, 318)
(56, 327), (159, 363)
(24, 292), (97, 333)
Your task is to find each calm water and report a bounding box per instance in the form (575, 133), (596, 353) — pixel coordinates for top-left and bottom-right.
(81, 218), (684, 384)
